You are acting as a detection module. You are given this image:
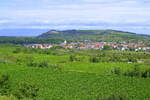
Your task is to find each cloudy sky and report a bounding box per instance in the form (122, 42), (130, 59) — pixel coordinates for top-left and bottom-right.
(0, 0), (150, 36)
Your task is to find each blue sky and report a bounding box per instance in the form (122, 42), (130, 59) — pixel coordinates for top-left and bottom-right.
(0, 0), (150, 36)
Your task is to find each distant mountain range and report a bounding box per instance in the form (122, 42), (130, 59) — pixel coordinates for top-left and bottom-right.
(0, 29), (149, 44)
(38, 29), (150, 43)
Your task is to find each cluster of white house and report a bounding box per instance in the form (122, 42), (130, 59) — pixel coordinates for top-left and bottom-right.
(24, 41), (150, 51)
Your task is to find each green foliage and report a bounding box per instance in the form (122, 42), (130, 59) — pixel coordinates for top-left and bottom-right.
(89, 56), (100, 63)
(124, 67), (141, 77)
(49, 64), (62, 69)
(112, 65), (150, 78)
(27, 61), (62, 69)
(69, 55), (76, 62)
(27, 62), (37, 67)
(0, 73), (39, 100)
(0, 30), (150, 44)
(0, 44), (150, 100)
(27, 61), (49, 68)
(98, 94), (128, 100)
(51, 46), (65, 49)
(103, 45), (113, 50)
(0, 74), (11, 96)
(38, 61), (49, 68)
(12, 48), (22, 53)
(37, 30), (150, 43)
(111, 67), (121, 75)
(69, 55), (85, 62)
(13, 47), (38, 54)
(127, 57), (137, 63)
(142, 69), (150, 78)
(13, 82), (39, 100)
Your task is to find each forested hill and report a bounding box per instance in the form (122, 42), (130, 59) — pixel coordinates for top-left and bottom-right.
(0, 30), (150, 44)
(38, 29), (150, 43)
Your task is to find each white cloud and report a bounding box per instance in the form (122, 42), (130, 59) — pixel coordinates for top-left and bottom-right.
(0, 20), (11, 24)
(0, 0), (150, 34)
(83, 0), (120, 3)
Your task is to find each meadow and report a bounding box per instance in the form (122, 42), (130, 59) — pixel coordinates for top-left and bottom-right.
(0, 44), (150, 100)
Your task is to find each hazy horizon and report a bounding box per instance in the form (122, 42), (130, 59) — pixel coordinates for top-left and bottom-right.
(0, 0), (150, 36)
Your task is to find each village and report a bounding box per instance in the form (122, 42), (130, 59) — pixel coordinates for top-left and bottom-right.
(24, 40), (150, 52)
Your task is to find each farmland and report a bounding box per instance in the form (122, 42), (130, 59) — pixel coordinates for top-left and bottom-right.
(0, 44), (150, 100)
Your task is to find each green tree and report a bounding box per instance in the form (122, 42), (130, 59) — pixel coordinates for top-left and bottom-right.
(103, 45), (113, 50)
(0, 74), (11, 95)
(69, 55), (76, 62)
(89, 56), (99, 63)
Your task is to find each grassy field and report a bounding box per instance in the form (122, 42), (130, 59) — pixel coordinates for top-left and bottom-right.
(0, 44), (150, 100)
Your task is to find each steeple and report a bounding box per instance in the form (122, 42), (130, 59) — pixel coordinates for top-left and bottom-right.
(64, 40), (67, 44)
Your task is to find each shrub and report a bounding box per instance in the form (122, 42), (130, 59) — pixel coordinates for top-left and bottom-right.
(13, 82), (39, 100)
(69, 55), (84, 62)
(27, 62), (38, 67)
(38, 61), (49, 68)
(99, 57), (110, 62)
(142, 69), (150, 78)
(12, 48), (21, 53)
(97, 94), (128, 100)
(110, 55), (122, 62)
(69, 55), (76, 62)
(127, 57), (137, 63)
(27, 61), (49, 68)
(0, 74), (11, 96)
(131, 66), (141, 77)
(111, 67), (121, 75)
(112, 66), (150, 78)
(124, 66), (141, 77)
(49, 64), (62, 69)
(0, 58), (8, 64)
(103, 45), (113, 50)
(27, 61), (62, 69)
(89, 56), (100, 63)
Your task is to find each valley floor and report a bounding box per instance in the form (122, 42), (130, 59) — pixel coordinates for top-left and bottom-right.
(0, 44), (150, 100)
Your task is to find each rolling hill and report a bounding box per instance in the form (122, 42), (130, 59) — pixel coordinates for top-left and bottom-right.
(0, 29), (150, 44)
(38, 29), (150, 43)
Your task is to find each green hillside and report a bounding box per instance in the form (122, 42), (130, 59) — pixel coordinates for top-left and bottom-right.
(0, 30), (150, 44)
(38, 30), (150, 43)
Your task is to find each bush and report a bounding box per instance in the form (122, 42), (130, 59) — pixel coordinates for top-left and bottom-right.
(27, 61), (49, 68)
(69, 55), (76, 62)
(13, 82), (39, 100)
(0, 58), (9, 64)
(49, 64), (62, 69)
(12, 48), (22, 53)
(103, 45), (113, 50)
(0, 74), (11, 96)
(27, 62), (38, 67)
(111, 67), (121, 75)
(124, 66), (141, 77)
(97, 94), (128, 100)
(127, 57), (137, 63)
(38, 61), (49, 68)
(89, 56), (100, 63)
(110, 55), (122, 62)
(99, 57), (110, 62)
(69, 55), (84, 62)
(112, 65), (150, 78)
(27, 61), (62, 69)
(142, 69), (150, 78)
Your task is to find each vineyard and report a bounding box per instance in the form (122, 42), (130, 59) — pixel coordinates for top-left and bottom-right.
(0, 44), (150, 100)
